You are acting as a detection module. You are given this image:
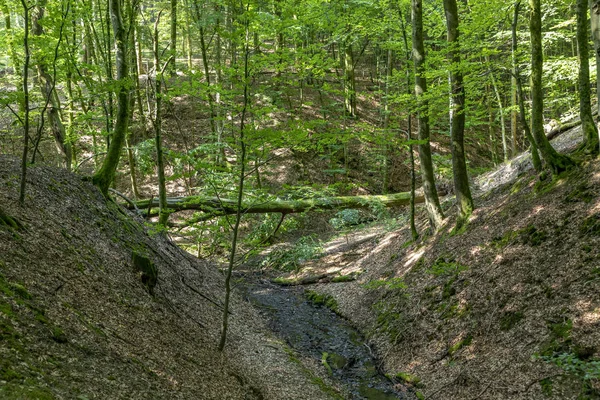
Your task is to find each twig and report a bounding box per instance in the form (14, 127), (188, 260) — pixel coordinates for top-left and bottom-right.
(109, 188), (141, 214)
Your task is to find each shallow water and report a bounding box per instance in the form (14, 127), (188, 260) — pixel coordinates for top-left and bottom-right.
(245, 282), (415, 399)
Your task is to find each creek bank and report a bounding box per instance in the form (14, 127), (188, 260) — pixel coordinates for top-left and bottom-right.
(244, 281), (415, 400)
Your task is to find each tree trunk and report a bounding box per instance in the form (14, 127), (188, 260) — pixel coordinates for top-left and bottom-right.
(412, 0), (444, 230)
(444, 0), (474, 220)
(170, 0), (177, 75)
(486, 56), (508, 163)
(92, 0), (130, 196)
(132, 190), (441, 220)
(578, 0), (599, 154)
(153, 13), (169, 226)
(344, 42), (357, 118)
(590, 0), (600, 118)
(529, 0), (574, 174)
(31, 0), (72, 170)
(19, 0), (31, 205)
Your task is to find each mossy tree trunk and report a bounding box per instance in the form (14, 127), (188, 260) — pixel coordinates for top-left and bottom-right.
(92, 0), (130, 196)
(577, 0), (599, 155)
(133, 191), (432, 219)
(528, 0), (574, 174)
(513, 1), (542, 172)
(412, 0), (444, 230)
(444, 0), (474, 220)
(590, 0), (600, 118)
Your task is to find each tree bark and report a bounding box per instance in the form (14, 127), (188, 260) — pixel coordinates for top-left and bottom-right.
(528, 0), (574, 174)
(31, 0), (72, 170)
(577, 0), (599, 154)
(132, 190), (440, 220)
(153, 13), (169, 226)
(590, 0), (600, 118)
(92, 0), (130, 196)
(444, 0), (474, 220)
(412, 0), (444, 230)
(344, 42), (357, 118)
(512, 1), (542, 172)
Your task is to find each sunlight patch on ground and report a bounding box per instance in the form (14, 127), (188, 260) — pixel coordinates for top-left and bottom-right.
(403, 249), (424, 270)
(532, 205), (545, 215)
(575, 300), (600, 325)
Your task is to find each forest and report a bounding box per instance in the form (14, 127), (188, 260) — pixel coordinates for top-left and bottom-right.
(0, 0), (600, 399)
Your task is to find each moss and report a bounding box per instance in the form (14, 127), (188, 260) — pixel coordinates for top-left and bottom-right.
(580, 215), (600, 236)
(500, 311), (524, 331)
(321, 352), (333, 376)
(305, 290), (338, 313)
(518, 225), (547, 246)
(493, 224), (547, 247)
(0, 383), (55, 400)
(363, 277), (407, 291)
(372, 300), (404, 343)
(415, 391), (425, 400)
(427, 256), (467, 277)
(448, 334), (473, 357)
(539, 319), (573, 356)
(394, 372), (421, 386)
(51, 327), (67, 344)
(564, 183), (595, 203)
(283, 345), (344, 399)
(357, 384), (399, 400)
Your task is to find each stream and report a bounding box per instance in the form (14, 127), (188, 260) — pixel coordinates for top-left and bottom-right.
(245, 281), (415, 400)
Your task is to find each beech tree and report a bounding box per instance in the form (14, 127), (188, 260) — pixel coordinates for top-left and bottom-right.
(577, 0), (599, 155)
(443, 0), (474, 220)
(528, 0), (573, 175)
(412, 0), (444, 230)
(92, 0), (130, 196)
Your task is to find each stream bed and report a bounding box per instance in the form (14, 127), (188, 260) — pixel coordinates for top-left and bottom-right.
(245, 281), (415, 400)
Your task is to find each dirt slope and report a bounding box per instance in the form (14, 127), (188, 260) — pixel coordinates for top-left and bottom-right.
(293, 128), (600, 399)
(0, 155), (333, 400)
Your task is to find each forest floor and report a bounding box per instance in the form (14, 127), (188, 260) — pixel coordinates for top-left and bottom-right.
(260, 125), (600, 399)
(0, 155), (349, 400)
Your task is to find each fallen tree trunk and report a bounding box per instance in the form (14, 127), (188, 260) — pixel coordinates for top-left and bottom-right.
(545, 109), (596, 141)
(130, 190), (435, 218)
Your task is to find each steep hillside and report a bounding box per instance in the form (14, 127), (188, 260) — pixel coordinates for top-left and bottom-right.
(0, 155), (334, 400)
(284, 128), (600, 399)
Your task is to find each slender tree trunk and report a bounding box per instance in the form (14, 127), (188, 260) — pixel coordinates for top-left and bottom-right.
(219, 9), (250, 352)
(590, 0), (600, 118)
(529, 0), (574, 174)
(444, 0), (474, 220)
(31, 0), (72, 170)
(343, 42), (357, 118)
(400, 6), (418, 240)
(577, 0), (599, 154)
(92, 0), (130, 196)
(153, 13), (169, 226)
(170, 0), (177, 75)
(412, 0), (444, 230)
(513, 1), (542, 172)
(486, 56), (508, 163)
(19, 0), (31, 205)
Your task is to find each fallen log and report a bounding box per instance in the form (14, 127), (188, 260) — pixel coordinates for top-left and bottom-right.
(130, 190), (436, 218)
(271, 272), (360, 286)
